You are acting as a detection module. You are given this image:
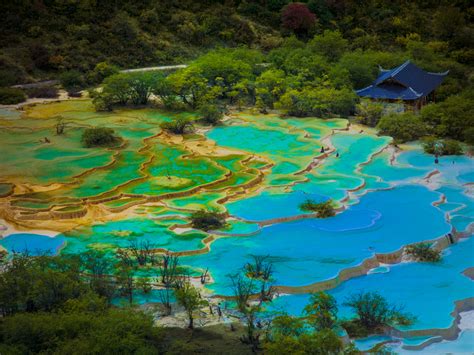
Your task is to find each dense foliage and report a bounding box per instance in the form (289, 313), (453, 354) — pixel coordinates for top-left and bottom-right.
(174, 281), (208, 329)
(92, 71), (163, 110)
(422, 137), (463, 155)
(81, 127), (122, 148)
(0, 88), (26, 104)
(0, 252), (412, 353)
(264, 328), (344, 354)
(420, 90), (474, 144)
(265, 292), (356, 354)
(0, 253), (244, 354)
(281, 3), (316, 35)
(160, 118), (195, 134)
(2, 0), (471, 84)
(355, 100), (384, 127)
(0, 1), (282, 86)
(406, 243), (442, 262)
(2, 1), (471, 145)
(342, 291), (414, 337)
(0, 301), (161, 354)
(376, 112), (427, 143)
(299, 199), (336, 217)
(304, 292), (338, 330)
(199, 104), (224, 125)
(190, 210), (227, 231)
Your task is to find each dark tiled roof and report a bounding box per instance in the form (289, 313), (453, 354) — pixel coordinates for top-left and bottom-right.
(356, 60), (448, 101)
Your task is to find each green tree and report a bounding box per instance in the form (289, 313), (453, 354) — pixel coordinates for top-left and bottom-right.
(167, 66), (209, 109)
(160, 118), (194, 135)
(304, 292), (338, 330)
(230, 273), (261, 351)
(270, 314), (306, 338)
(377, 112), (428, 143)
(60, 70), (85, 91)
(255, 68), (286, 110)
(88, 61), (119, 84)
(158, 254), (180, 315)
(276, 85), (356, 117)
(80, 250), (116, 303)
(420, 91), (474, 142)
(152, 73), (177, 108)
(0, 88), (26, 104)
(299, 199), (336, 218)
(0, 298), (161, 354)
(199, 104), (223, 125)
(127, 71), (160, 105)
(244, 255), (274, 303)
(309, 30), (349, 62)
(338, 51), (379, 89)
(343, 291), (414, 334)
(194, 49), (254, 93)
(174, 281), (206, 329)
(264, 329), (343, 354)
(356, 100), (384, 127)
(114, 261), (135, 305)
(0, 254), (85, 316)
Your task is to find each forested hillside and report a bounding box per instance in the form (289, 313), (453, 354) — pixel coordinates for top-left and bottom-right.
(0, 0), (472, 86)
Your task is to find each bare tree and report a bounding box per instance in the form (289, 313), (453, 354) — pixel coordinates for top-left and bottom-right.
(55, 117), (66, 135)
(157, 253), (180, 315)
(128, 240), (156, 266)
(200, 267), (209, 284)
(116, 248), (134, 267)
(81, 250), (116, 303)
(115, 261), (135, 305)
(245, 255), (275, 304)
(229, 273), (261, 352)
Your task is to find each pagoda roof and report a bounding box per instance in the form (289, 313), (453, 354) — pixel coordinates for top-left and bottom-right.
(356, 60), (448, 101)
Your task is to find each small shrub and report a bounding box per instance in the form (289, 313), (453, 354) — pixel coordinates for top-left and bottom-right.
(422, 137), (463, 155)
(92, 91), (114, 111)
(190, 210), (226, 231)
(0, 87), (26, 104)
(60, 70), (85, 91)
(340, 319), (372, 338)
(81, 127), (121, 148)
(442, 139), (463, 155)
(299, 199), (335, 218)
(26, 87), (59, 98)
(355, 100), (384, 127)
(199, 104), (223, 125)
(67, 91), (82, 98)
(87, 61), (119, 85)
(160, 118), (194, 134)
(304, 292), (338, 331)
(463, 127), (474, 145)
(342, 291), (415, 336)
(406, 243), (441, 262)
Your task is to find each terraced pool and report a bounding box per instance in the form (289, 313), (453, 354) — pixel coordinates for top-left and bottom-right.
(0, 100), (472, 351)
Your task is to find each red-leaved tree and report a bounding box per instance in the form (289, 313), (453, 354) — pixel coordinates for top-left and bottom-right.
(281, 2), (316, 34)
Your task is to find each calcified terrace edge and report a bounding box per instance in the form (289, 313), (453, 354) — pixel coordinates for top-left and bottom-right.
(1, 105), (473, 347)
(0, 110), (348, 227)
(2, 112), (470, 296)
